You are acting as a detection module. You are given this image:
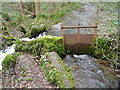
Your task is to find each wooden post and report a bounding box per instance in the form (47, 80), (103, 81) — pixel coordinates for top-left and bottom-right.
(35, 0), (40, 16)
(78, 23), (80, 44)
(61, 23), (64, 37)
(94, 23), (98, 34)
(93, 23), (98, 44)
(61, 23), (65, 46)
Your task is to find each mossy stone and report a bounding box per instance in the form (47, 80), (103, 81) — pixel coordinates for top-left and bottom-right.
(5, 40), (14, 46)
(15, 36), (65, 57)
(2, 54), (16, 70)
(40, 52), (75, 88)
(30, 24), (46, 38)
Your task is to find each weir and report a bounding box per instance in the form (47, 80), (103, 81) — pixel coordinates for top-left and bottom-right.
(61, 23), (98, 54)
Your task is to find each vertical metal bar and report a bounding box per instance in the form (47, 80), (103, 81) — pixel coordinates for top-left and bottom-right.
(93, 23), (98, 45)
(94, 23), (98, 34)
(61, 23), (65, 46)
(78, 23), (80, 44)
(61, 23), (64, 37)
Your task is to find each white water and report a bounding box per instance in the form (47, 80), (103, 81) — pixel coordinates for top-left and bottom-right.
(0, 32), (46, 70)
(20, 32), (46, 41)
(0, 44), (15, 70)
(73, 54), (88, 59)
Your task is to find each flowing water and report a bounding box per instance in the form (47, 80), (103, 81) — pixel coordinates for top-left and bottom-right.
(0, 32), (46, 70)
(64, 55), (118, 88)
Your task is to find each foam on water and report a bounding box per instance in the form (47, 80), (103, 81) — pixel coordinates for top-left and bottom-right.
(0, 44), (16, 70)
(20, 32), (46, 41)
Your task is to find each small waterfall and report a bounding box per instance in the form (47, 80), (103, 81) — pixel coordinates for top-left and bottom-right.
(0, 44), (15, 70)
(0, 32), (46, 70)
(20, 32), (46, 41)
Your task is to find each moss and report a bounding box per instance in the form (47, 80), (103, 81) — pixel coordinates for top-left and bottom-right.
(19, 26), (26, 34)
(0, 42), (2, 50)
(15, 36), (65, 57)
(30, 24), (46, 38)
(2, 34), (16, 40)
(40, 52), (75, 88)
(5, 40), (14, 46)
(2, 54), (16, 70)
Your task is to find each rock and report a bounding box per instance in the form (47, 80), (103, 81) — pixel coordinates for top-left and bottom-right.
(40, 51), (75, 88)
(30, 24), (46, 38)
(51, 23), (62, 30)
(10, 29), (24, 38)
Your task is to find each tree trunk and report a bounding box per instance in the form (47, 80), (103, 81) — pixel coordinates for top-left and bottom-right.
(50, 0), (55, 14)
(18, 0), (24, 17)
(35, 1), (40, 16)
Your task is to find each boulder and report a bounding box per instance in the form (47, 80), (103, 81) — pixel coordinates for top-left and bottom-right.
(40, 51), (75, 88)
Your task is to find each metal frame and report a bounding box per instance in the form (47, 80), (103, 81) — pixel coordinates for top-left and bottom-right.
(61, 23), (98, 53)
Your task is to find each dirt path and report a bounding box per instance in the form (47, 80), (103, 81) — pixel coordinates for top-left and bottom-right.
(2, 53), (55, 88)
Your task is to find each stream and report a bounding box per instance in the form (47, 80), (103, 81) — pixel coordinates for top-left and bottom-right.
(64, 55), (118, 88)
(0, 2), (119, 88)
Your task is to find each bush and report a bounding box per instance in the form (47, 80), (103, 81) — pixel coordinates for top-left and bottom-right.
(93, 36), (118, 60)
(2, 54), (16, 70)
(92, 35), (119, 69)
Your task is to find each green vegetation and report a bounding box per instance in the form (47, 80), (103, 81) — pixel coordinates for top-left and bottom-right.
(18, 77), (23, 82)
(15, 35), (74, 87)
(4, 40), (14, 46)
(22, 73), (27, 77)
(26, 78), (32, 82)
(29, 24), (46, 38)
(40, 52), (75, 88)
(2, 2), (83, 41)
(2, 54), (16, 70)
(96, 2), (118, 12)
(92, 35), (119, 69)
(15, 36), (65, 57)
(0, 42), (2, 50)
(1, 2), (119, 88)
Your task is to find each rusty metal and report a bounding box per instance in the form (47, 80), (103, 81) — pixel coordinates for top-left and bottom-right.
(61, 23), (98, 54)
(61, 26), (98, 29)
(63, 34), (96, 46)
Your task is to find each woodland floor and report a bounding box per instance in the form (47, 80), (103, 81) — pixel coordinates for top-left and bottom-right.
(1, 53), (55, 88)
